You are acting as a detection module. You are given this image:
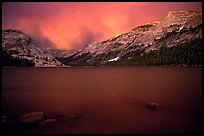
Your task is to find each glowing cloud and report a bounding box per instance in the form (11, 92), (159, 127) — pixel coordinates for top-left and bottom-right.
(2, 2), (202, 50)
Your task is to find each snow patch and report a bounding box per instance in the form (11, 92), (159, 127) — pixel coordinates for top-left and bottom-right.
(108, 57), (119, 62)
(179, 26), (184, 31)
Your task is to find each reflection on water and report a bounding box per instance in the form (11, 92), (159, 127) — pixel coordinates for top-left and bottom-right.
(2, 67), (202, 134)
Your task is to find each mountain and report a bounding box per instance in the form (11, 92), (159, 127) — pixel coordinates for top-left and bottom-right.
(48, 49), (78, 59)
(2, 29), (63, 67)
(2, 11), (202, 67)
(57, 11), (202, 66)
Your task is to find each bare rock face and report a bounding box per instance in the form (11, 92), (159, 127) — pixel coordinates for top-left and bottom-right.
(19, 112), (45, 124)
(146, 102), (161, 111)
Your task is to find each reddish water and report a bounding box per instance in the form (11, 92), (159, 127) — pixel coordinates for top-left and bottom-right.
(2, 67), (202, 134)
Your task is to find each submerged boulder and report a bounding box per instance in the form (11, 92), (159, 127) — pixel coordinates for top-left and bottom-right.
(146, 102), (160, 111)
(19, 112), (45, 124)
(39, 119), (57, 127)
(56, 113), (80, 120)
(2, 116), (8, 124)
(2, 115), (9, 134)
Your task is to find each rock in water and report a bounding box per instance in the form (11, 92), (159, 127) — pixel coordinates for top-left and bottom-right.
(56, 113), (80, 120)
(39, 119), (57, 127)
(146, 102), (160, 111)
(2, 116), (8, 124)
(19, 112), (45, 124)
(2, 116), (9, 134)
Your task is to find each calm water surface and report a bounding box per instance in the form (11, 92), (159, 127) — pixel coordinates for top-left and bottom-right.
(2, 67), (202, 134)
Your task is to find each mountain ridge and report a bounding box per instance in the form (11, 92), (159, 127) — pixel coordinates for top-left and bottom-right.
(2, 10), (202, 67)
(57, 10), (202, 66)
(2, 29), (63, 67)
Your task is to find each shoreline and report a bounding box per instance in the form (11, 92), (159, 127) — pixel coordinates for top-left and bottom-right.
(2, 65), (202, 68)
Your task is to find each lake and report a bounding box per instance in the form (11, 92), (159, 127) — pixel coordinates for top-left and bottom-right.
(2, 67), (202, 134)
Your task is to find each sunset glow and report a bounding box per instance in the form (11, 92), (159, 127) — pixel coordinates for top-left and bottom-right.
(2, 2), (202, 50)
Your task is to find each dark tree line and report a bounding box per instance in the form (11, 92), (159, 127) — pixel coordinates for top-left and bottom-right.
(2, 50), (35, 67)
(107, 39), (202, 66)
(56, 52), (92, 66)
(56, 38), (202, 66)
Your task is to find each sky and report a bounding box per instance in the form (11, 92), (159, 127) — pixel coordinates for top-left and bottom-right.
(2, 2), (202, 50)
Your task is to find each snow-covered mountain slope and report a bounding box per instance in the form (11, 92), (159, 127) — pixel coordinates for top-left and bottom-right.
(2, 29), (63, 67)
(59, 11), (202, 66)
(48, 49), (78, 59)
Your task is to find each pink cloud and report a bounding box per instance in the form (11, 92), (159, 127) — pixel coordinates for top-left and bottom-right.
(2, 2), (202, 50)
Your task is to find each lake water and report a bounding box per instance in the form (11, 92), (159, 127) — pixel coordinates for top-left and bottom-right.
(2, 67), (202, 134)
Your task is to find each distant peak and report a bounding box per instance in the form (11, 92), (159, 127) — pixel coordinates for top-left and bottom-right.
(3, 29), (24, 34)
(166, 10), (201, 18)
(132, 21), (159, 31)
(145, 21), (160, 26)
